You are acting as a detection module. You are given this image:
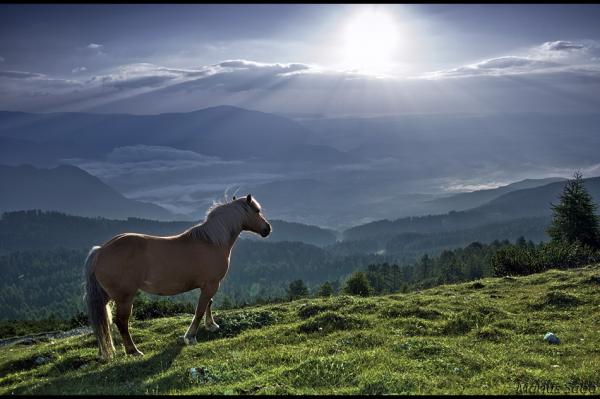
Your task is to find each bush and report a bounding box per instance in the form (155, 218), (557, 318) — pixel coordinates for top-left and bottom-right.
(317, 281), (334, 297)
(536, 240), (600, 271)
(491, 245), (538, 276)
(287, 279), (309, 301)
(342, 272), (373, 297)
(492, 241), (600, 277)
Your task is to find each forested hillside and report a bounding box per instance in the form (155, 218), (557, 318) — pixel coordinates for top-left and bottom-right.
(343, 177), (600, 241)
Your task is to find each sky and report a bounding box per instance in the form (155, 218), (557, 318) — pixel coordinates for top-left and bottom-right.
(1, 4), (600, 116)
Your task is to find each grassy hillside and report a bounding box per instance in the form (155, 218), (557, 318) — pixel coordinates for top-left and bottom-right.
(1, 264), (599, 395)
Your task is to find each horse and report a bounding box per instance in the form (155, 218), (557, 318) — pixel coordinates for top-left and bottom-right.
(83, 194), (271, 360)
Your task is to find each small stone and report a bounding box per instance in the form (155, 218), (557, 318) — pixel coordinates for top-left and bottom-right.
(19, 338), (36, 346)
(543, 332), (560, 345)
(34, 356), (50, 365)
(190, 367), (207, 380)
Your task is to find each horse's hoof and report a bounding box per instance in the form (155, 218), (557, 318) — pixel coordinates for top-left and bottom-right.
(205, 323), (220, 332)
(129, 350), (144, 357)
(182, 335), (197, 346)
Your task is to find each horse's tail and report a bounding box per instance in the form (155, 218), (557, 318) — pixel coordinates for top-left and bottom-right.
(83, 246), (115, 360)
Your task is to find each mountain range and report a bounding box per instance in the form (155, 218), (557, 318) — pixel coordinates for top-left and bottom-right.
(343, 176), (600, 241)
(0, 164), (175, 221)
(1, 106), (598, 229)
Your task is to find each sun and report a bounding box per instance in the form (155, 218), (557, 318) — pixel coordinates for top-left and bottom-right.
(340, 8), (399, 74)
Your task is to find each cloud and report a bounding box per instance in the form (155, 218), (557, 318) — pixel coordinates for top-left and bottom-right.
(427, 39), (600, 79)
(442, 181), (507, 193)
(0, 70), (82, 100)
(87, 43), (103, 49)
(427, 56), (561, 78)
(0, 70), (46, 79)
(88, 63), (211, 90)
(106, 145), (230, 163)
(64, 145), (244, 180)
(63, 146), (281, 215)
(72, 66), (87, 74)
(541, 40), (585, 52)
(0, 56), (4, 63)
(1, 42), (599, 115)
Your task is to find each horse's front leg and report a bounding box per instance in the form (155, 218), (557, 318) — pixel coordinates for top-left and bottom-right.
(182, 282), (219, 345)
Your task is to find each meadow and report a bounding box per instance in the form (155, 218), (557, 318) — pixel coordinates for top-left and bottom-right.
(1, 264), (599, 395)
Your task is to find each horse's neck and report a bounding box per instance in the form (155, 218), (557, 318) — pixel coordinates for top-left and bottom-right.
(195, 212), (244, 250)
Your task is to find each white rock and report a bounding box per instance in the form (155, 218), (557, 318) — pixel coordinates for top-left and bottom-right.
(544, 332), (560, 344)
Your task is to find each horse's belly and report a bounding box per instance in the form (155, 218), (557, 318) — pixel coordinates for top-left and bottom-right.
(140, 278), (195, 296)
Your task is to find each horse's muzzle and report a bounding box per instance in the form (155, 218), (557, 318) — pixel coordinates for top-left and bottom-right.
(260, 225), (271, 237)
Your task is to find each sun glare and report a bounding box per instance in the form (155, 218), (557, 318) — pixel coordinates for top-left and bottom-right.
(340, 8), (399, 74)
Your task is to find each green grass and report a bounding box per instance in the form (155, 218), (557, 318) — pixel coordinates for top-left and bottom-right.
(2, 264), (600, 395)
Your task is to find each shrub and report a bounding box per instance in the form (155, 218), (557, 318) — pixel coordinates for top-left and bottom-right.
(317, 281), (334, 297)
(536, 240), (600, 271)
(287, 279), (309, 301)
(492, 241), (600, 277)
(343, 271), (373, 297)
(491, 245), (538, 276)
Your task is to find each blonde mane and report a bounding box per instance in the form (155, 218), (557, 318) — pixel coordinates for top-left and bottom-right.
(185, 199), (252, 246)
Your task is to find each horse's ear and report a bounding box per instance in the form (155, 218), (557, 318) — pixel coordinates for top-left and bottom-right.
(246, 194), (252, 204)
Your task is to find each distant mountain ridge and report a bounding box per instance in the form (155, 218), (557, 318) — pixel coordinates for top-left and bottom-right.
(0, 164), (175, 221)
(424, 177), (566, 214)
(0, 106), (353, 164)
(343, 176), (600, 241)
(0, 210), (339, 252)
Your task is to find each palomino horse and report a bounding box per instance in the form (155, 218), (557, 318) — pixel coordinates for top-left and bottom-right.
(83, 194), (271, 360)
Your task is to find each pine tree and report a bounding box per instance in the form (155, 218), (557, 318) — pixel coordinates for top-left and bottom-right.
(343, 271), (373, 297)
(547, 171), (600, 248)
(419, 254), (432, 280)
(317, 281), (334, 297)
(287, 279), (309, 300)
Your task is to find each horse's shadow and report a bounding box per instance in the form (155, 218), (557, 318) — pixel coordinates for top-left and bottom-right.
(12, 343), (184, 395)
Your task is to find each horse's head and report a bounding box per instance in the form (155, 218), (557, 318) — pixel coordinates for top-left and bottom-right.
(237, 194), (271, 237)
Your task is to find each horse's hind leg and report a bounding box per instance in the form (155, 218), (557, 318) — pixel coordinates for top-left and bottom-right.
(115, 297), (144, 356)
